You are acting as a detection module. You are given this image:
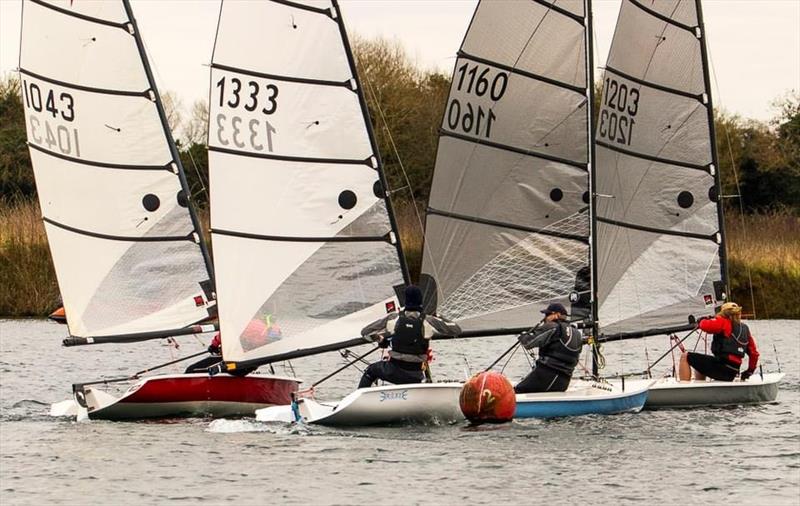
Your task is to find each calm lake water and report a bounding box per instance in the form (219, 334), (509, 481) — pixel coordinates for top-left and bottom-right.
(1, 319), (798, 505)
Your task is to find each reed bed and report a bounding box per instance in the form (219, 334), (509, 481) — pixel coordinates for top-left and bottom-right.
(0, 198), (59, 316)
(1, 198), (797, 318)
(726, 210), (800, 318)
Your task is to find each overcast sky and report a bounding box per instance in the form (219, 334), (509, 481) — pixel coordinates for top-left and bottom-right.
(1, 0), (798, 122)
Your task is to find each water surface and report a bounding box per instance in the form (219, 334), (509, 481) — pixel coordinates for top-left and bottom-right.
(1, 319), (798, 505)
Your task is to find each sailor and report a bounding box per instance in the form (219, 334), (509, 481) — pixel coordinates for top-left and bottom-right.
(679, 302), (760, 382)
(357, 285), (461, 389)
(514, 302), (583, 394)
(184, 333), (222, 373)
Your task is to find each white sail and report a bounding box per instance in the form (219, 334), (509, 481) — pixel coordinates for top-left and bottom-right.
(208, 0), (406, 364)
(420, 0), (592, 332)
(19, 0), (214, 341)
(596, 0), (722, 333)
(595, 0), (725, 335)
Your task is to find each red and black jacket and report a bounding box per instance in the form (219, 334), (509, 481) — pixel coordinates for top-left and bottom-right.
(699, 316), (759, 373)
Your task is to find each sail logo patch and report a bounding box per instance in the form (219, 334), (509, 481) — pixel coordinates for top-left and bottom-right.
(385, 301), (396, 313)
(703, 294), (714, 307)
(194, 295), (205, 307)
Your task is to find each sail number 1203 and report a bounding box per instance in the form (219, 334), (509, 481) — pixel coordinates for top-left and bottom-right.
(598, 77), (639, 146)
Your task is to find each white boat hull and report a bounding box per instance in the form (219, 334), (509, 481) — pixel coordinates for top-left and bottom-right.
(256, 383), (465, 426)
(613, 372), (784, 409)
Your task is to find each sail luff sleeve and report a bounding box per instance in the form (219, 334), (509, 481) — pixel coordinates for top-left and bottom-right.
(208, 0), (404, 365)
(420, 0), (591, 333)
(331, 0), (410, 285)
(122, 0), (216, 292)
(595, 0), (723, 335)
(695, 0), (729, 298)
(19, 0), (215, 340)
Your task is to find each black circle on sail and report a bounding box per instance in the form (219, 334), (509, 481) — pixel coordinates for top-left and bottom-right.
(338, 190), (357, 210)
(677, 191), (694, 209)
(142, 194), (160, 212)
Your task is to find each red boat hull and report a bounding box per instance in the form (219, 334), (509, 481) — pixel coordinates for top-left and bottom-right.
(82, 374), (300, 420)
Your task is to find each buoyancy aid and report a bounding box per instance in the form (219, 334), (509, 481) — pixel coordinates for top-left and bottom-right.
(537, 322), (583, 376)
(389, 311), (428, 360)
(711, 322), (749, 365)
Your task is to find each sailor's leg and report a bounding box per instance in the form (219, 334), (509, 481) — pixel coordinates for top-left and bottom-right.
(358, 361), (383, 389)
(678, 352), (692, 381)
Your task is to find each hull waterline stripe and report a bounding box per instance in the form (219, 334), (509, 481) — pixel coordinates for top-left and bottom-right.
(43, 217), (194, 243)
(28, 143), (171, 171)
(629, 0), (697, 34)
(440, 130), (587, 170)
(211, 63), (350, 89)
(530, 0), (584, 24)
(270, 0), (334, 18)
(19, 68), (149, 97)
(458, 51), (585, 95)
(427, 207), (589, 244)
(605, 66), (703, 102)
(30, 0), (129, 29)
(596, 140), (711, 172)
(597, 216), (717, 242)
(209, 146), (373, 167)
(212, 228), (392, 244)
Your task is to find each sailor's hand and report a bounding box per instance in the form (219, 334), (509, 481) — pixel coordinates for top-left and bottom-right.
(517, 331), (534, 349)
(740, 370), (753, 381)
(208, 344), (221, 355)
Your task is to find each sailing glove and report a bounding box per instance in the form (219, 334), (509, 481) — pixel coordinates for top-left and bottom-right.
(740, 370), (753, 381)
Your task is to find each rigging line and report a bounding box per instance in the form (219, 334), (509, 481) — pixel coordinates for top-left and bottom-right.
(708, 52), (756, 316)
(351, 34), (438, 282)
(184, 143), (209, 202)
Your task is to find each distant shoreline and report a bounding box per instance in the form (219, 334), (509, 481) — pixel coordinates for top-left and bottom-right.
(1, 198), (797, 320)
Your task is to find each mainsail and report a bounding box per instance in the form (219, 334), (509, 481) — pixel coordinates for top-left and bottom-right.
(595, 0), (726, 336)
(19, 0), (215, 343)
(208, 0), (407, 365)
(420, 0), (593, 332)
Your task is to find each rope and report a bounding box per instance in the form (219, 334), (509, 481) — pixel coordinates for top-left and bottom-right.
(708, 51), (756, 316)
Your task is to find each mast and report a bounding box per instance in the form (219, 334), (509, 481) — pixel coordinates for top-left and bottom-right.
(121, 0), (216, 291)
(585, 0), (600, 377)
(331, 0), (410, 285)
(695, 0), (729, 299)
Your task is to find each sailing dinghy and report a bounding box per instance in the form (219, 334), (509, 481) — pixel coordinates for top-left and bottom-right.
(208, 0), (463, 426)
(592, 0), (783, 407)
(418, 0), (649, 419)
(22, 0), (299, 420)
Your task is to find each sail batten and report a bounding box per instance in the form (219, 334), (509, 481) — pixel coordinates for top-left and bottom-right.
(457, 51), (585, 95)
(439, 130), (588, 169)
(209, 0), (406, 365)
(20, 0), (215, 340)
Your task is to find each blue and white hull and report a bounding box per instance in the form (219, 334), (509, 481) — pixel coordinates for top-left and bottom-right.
(514, 380), (651, 419)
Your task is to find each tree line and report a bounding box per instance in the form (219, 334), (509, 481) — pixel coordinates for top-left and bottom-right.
(1, 37), (798, 215)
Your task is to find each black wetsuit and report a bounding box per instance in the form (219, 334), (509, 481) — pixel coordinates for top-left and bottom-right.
(514, 321), (583, 394)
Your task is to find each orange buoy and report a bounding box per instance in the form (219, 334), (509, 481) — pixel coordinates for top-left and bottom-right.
(459, 371), (516, 424)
